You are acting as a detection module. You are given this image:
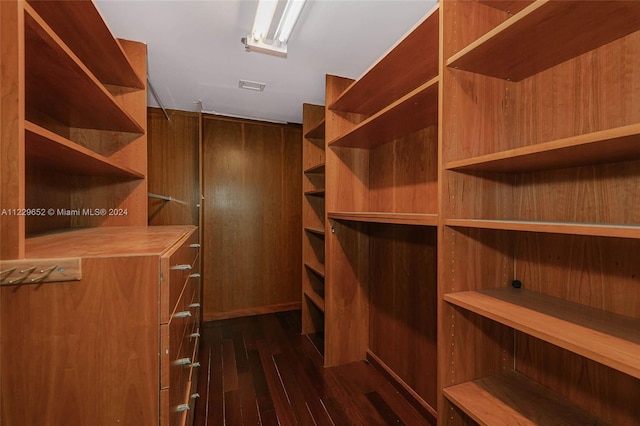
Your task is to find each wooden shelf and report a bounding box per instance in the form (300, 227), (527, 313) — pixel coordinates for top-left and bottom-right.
(304, 290), (325, 313)
(443, 371), (607, 425)
(445, 219), (640, 239)
(445, 123), (640, 173)
(303, 163), (325, 175)
(304, 226), (325, 236)
(444, 288), (640, 379)
(24, 6), (144, 133)
(304, 189), (325, 197)
(304, 261), (325, 279)
(329, 212), (438, 227)
(329, 6), (438, 115)
(25, 121), (144, 179)
(27, 0), (144, 89)
(304, 119), (325, 140)
(328, 77), (438, 149)
(446, 1), (640, 81)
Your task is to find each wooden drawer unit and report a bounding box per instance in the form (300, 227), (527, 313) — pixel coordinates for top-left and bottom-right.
(2, 226), (199, 426)
(161, 231), (200, 324)
(160, 229), (201, 425)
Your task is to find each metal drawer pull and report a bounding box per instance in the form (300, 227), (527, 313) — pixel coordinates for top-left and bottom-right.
(191, 362), (201, 368)
(188, 303), (201, 309)
(191, 393), (200, 399)
(189, 332), (200, 339)
(170, 264), (192, 271)
(173, 358), (192, 366)
(188, 273), (200, 278)
(173, 311), (192, 318)
(189, 244), (201, 249)
(174, 404), (190, 412)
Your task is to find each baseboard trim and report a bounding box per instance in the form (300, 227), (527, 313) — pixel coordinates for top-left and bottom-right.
(366, 350), (437, 424)
(203, 301), (301, 321)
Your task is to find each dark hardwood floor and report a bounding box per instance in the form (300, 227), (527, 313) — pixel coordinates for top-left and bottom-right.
(193, 310), (435, 426)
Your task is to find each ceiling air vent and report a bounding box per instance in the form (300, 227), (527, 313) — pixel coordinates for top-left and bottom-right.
(238, 80), (266, 92)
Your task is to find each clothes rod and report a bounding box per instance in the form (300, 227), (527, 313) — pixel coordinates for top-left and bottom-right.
(148, 192), (188, 205)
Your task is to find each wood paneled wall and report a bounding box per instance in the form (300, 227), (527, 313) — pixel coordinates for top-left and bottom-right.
(147, 108), (200, 226)
(201, 115), (302, 320)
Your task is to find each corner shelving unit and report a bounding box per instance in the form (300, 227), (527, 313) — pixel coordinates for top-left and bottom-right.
(323, 5), (440, 422)
(439, 1), (640, 424)
(2, 0), (148, 259)
(301, 103), (326, 355)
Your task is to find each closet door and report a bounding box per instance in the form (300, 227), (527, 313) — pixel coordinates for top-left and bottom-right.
(201, 115), (301, 320)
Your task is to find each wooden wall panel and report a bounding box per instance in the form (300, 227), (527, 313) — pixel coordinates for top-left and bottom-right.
(516, 333), (640, 425)
(0, 255), (160, 425)
(513, 30), (640, 146)
(0, 0), (25, 259)
(369, 126), (438, 214)
(147, 108), (200, 226)
(516, 232), (640, 319)
(369, 224), (438, 410)
(201, 115), (301, 319)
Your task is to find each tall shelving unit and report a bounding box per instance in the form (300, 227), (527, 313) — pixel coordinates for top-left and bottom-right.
(2, 1), (201, 424)
(323, 5), (440, 421)
(302, 103), (327, 354)
(439, 1), (640, 425)
(1, 0), (148, 260)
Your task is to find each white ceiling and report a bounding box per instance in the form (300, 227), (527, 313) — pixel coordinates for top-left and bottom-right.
(95, 0), (437, 124)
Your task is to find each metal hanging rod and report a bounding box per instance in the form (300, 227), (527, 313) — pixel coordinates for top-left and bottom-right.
(148, 192), (188, 205)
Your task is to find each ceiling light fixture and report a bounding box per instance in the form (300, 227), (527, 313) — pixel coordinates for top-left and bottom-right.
(242, 0), (306, 58)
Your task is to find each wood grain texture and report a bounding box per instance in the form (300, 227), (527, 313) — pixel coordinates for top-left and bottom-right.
(0, 257), (80, 285)
(202, 116), (301, 317)
(25, 121), (144, 178)
(324, 220), (369, 367)
(440, 3), (640, 425)
(445, 123), (640, 173)
(370, 125), (438, 214)
(195, 311), (435, 426)
(324, 74), (368, 365)
(325, 75), (370, 214)
(24, 38), (147, 233)
(447, 1), (640, 81)
(301, 104), (326, 336)
(0, 0), (25, 259)
(516, 334), (640, 425)
(329, 78), (439, 149)
(147, 108), (200, 226)
(23, 6), (143, 133)
(330, 6), (439, 115)
(445, 288), (640, 379)
(443, 371), (610, 425)
(368, 225), (438, 411)
(1, 255), (160, 426)
(27, 0), (144, 88)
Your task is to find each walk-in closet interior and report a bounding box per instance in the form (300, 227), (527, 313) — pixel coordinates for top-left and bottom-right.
(1, 1), (638, 425)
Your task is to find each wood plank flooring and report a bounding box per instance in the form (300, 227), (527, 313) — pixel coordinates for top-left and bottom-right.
(193, 310), (435, 426)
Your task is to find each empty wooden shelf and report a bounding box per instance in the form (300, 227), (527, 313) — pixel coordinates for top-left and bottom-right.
(24, 5), (143, 133)
(444, 288), (640, 379)
(443, 371), (608, 426)
(329, 212), (438, 227)
(446, 1), (640, 81)
(329, 5), (438, 115)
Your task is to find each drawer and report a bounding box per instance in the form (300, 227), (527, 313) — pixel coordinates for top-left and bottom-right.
(160, 229), (199, 324)
(161, 280), (201, 388)
(170, 335), (200, 426)
(181, 337), (201, 426)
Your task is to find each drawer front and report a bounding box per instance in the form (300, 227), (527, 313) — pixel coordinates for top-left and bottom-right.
(164, 285), (201, 409)
(160, 229), (199, 324)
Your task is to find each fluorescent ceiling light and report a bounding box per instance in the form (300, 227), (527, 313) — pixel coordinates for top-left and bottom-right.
(244, 0), (306, 58)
